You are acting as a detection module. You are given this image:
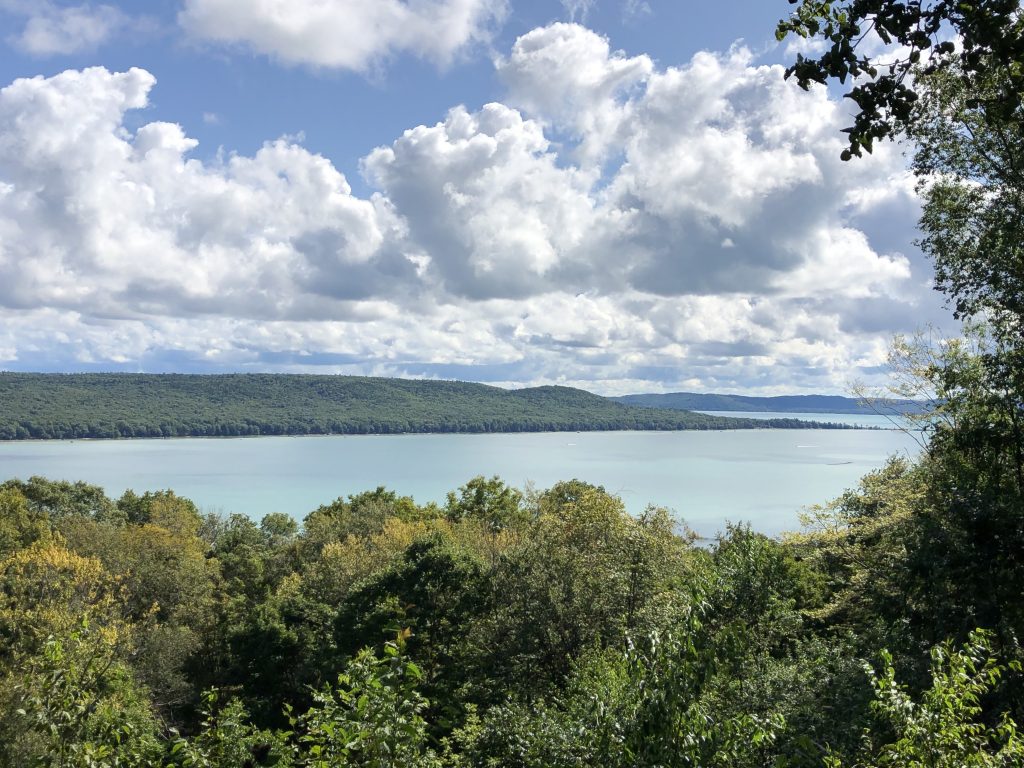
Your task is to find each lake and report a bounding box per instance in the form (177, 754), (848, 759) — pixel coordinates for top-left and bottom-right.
(0, 417), (923, 537)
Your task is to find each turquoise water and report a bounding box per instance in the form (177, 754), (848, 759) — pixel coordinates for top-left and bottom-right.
(0, 420), (923, 537)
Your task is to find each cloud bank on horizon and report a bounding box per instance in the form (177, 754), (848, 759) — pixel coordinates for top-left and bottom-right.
(0, 4), (945, 395)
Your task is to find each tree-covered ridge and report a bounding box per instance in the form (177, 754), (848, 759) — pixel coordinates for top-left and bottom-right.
(0, 373), (852, 440)
(614, 392), (924, 415)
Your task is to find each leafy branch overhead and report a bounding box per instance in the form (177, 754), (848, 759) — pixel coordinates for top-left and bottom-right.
(777, 0), (1024, 158)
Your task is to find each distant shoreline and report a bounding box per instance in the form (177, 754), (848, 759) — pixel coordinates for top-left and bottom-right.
(0, 372), (865, 441)
(0, 419), (869, 444)
(615, 390), (926, 416)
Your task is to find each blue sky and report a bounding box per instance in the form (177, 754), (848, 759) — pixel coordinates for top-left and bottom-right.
(0, 0), (951, 394)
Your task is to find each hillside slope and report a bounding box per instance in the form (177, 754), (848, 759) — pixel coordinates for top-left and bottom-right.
(0, 374), (851, 440)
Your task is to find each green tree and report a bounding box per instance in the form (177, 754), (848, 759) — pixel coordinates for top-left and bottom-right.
(832, 630), (1024, 767)
(444, 476), (527, 532)
(909, 63), (1024, 336)
(457, 617), (782, 768)
(1, 477), (116, 523)
(882, 331), (1024, 648)
(0, 543), (160, 767)
(5, 629), (162, 768)
(793, 458), (922, 642)
(780, 5), (1024, 390)
(0, 487), (50, 556)
(333, 533), (488, 736)
(777, 0), (1024, 158)
(117, 489), (203, 535)
(475, 487), (687, 697)
(54, 493), (219, 722)
(302, 487), (422, 556)
(292, 636), (441, 768)
(168, 692), (293, 768)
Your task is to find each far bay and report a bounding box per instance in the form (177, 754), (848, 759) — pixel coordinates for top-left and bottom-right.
(696, 411), (908, 428)
(0, 420), (922, 537)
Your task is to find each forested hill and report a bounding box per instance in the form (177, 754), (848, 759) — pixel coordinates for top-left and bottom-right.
(0, 373), (853, 440)
(614, 391), (924, 414)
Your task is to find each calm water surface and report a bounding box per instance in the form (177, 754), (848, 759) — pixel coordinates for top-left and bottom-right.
(0, 417), (922, 536)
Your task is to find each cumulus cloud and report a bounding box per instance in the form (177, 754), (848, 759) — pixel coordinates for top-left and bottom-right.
(3, 2), (131, 55)
(0, 67), (410, 323)
(498, 23), (652, 165)
(0, 23), (945, 394)
(361, 24), (939, 391)
(363, 102), (597, 299)
(178, 0), (507, 71)
(375, 26), (919, 304)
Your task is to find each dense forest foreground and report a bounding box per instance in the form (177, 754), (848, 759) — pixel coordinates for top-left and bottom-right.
(0, 374), (852, 440)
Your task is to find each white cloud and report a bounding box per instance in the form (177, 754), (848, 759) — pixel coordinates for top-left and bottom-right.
(622, 0), (651, 21)
(4, 2), (129, 56)
(0, 24), (948, 394)
(361, 24), (937, 389)
(363, 101), (597, 298)
(0, 67), (404, 322)
(497, 23), (651, 165)
(179, 0), (507, 71)
(561, 0), (595, 22)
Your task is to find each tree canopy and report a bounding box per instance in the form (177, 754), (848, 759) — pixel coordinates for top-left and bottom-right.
(0, 373), (847, 440)
(777, 0), (1024, 158)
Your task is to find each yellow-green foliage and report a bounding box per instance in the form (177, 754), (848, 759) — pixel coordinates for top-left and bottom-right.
(0, 487), (50, 556)
(0, 542), (127, 652)
(0, 543), (160, 767)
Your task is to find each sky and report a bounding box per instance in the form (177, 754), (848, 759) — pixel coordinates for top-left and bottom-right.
(0, 0), (954, 395)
